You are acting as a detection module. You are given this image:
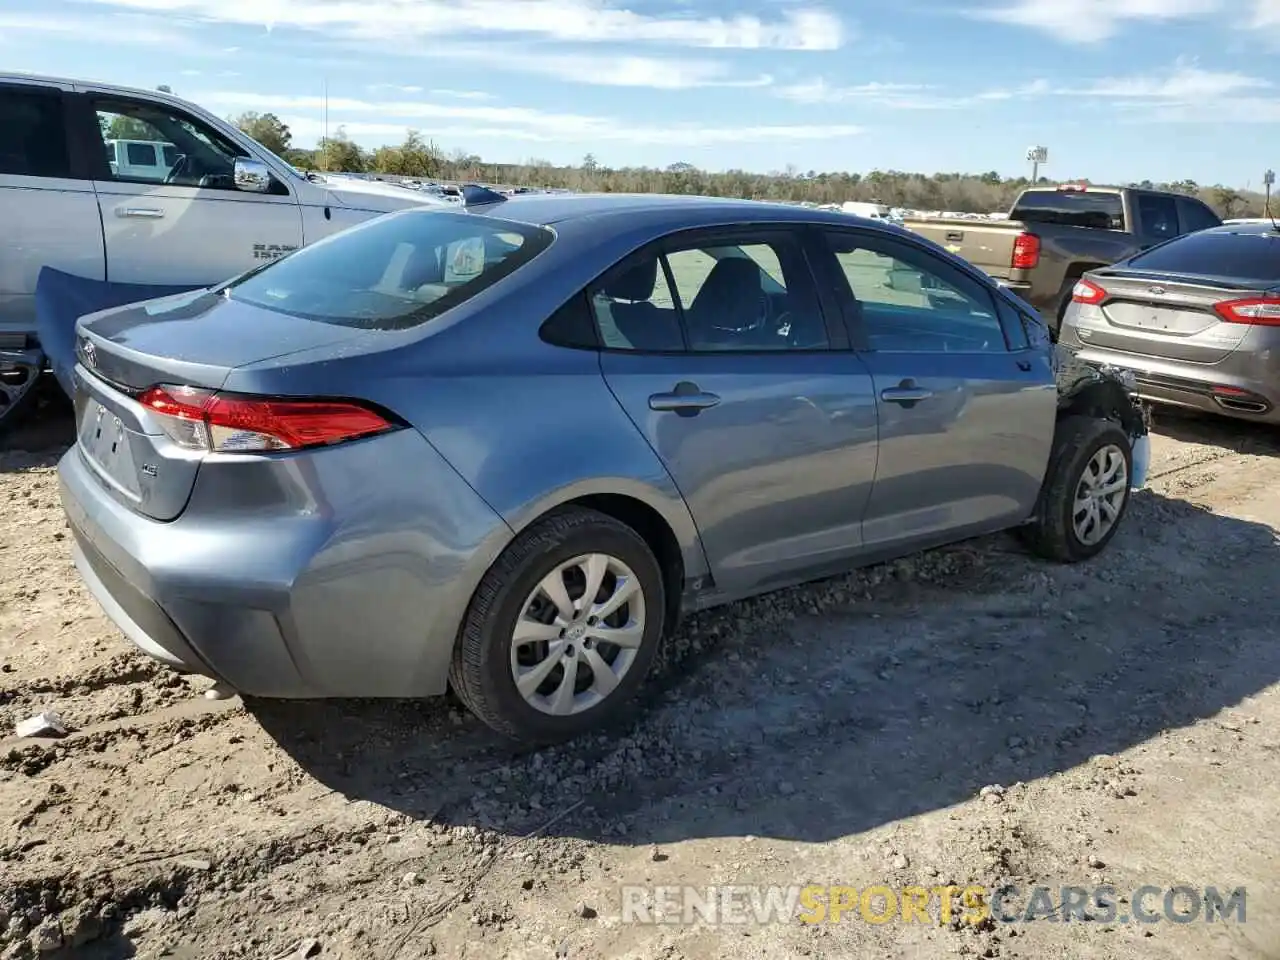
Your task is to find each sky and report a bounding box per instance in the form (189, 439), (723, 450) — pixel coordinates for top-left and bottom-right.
(4, 0), (1280, 187)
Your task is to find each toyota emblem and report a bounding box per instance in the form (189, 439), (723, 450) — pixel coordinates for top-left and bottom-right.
(83, 340), (97, 368)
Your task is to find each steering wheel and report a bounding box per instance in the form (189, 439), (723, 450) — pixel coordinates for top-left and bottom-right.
(164, 154), (191, 185)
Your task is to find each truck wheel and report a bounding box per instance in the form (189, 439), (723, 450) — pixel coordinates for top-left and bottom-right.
(1048, 277), (1079, 338)
(1020, 415), (1133, 563)
(450, 507), (666, 745)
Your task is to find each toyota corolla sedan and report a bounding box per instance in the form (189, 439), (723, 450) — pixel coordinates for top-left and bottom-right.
(58, 192), (1147, 744)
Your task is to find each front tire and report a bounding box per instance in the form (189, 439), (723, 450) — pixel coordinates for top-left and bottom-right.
(450, 507), (666, 744)
(1021, 416), (1133, 563)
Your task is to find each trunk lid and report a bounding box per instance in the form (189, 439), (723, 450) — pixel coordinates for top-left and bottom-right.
(73, 291), (371, 521)
(1070, 270), (1263, 364)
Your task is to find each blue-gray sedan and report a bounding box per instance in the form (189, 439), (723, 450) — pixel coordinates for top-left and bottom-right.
(57, 192), (1146, 743)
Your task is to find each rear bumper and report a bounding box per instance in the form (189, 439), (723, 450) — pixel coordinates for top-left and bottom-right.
(57, 428), (515, 698)
(1064, 342), (1280, 425)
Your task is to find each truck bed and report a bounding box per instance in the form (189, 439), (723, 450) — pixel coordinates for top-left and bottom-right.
(901, 218), (1026, 283)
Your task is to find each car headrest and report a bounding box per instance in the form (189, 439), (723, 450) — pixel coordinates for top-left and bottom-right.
(688, 257), (763, 314)
(603, 258), (657, 302)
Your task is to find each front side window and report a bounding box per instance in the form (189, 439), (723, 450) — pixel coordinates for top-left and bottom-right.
(0, 88), (71, 179)
(226, 209), (554, 329)
(823, 231), (1008, 353)
(93, 99), (248, 189)
(588, 234), (829, 353)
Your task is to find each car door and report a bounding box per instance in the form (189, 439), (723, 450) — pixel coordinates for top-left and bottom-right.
(593, 226), (880, 599)
(75, 91), (304, 286)
(816, 227), (1056, 552)
(0, 80), (104, 342)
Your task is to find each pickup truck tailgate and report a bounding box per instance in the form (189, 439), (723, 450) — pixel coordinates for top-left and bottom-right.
(902, 220), (1022, 282)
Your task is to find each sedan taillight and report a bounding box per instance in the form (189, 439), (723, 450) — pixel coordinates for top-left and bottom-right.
(138, 384), (395, 452)
(1213, 295), (1280, 326)
(1071, 279), (1107, 305)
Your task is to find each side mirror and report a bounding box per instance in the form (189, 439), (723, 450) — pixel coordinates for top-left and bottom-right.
(234, 158), (271, 193)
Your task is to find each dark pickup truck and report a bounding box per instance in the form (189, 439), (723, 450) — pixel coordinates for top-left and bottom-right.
(902, 185), (1223, 333)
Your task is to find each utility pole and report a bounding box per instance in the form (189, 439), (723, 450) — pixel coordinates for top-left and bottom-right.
(323, 77), (329, 144)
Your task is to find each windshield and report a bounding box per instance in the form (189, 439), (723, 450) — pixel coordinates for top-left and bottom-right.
(226, 209), (554, 329)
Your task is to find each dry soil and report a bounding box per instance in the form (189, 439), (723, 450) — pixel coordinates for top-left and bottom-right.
(2, 400), (1279, 960)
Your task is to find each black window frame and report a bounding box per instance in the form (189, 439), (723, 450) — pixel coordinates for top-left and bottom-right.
(0, 82), (77, 181)
(582, 224), (848, 356)
(815, 227), (1019, 354)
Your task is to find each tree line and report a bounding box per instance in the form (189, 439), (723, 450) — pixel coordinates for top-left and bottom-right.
(230, 112), (1274, 220)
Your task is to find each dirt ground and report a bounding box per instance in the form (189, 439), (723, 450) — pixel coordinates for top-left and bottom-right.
(2, 395), (1280, 960)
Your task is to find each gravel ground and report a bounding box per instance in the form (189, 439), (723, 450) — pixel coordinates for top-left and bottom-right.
(2, 398), (1280, 960)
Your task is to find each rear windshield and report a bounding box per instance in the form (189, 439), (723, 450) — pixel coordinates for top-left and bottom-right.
(226, 209), (553, 329)
(1124, 229), (1280, 282)
(1010, 190), (1125, 230)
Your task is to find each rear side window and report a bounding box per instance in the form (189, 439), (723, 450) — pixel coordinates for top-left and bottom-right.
(1125, 230), (1280, 283)
(1010, 190), (1125, 230)
(1177, 198), (1221, 233)
(126, 142), (157, 166)
(1136, 194), (1180, 240)
(227, 209), (553, 329)
(0, 88), (71, 179)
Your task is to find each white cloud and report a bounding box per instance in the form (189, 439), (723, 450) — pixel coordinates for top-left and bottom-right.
(967, 0), (1222, 42)
(775, 78), (1047, 109)
(79, 0), (845, 49)
(775, 65), (1272, 115)
(430, 89), (494, 100)
(1065, 66), (1270, 100)
(197, 90), (862, 147)
(0, 11), (186, 45)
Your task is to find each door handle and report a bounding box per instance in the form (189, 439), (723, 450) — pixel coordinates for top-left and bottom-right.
(117, 207), (165, 219)
(880, 380), (933, 406)
(649, 381), (721, 416)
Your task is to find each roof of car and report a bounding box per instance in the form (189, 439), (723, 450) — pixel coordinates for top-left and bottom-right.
(479, 192), (878, 228)
(1202, 220), (1280, 237)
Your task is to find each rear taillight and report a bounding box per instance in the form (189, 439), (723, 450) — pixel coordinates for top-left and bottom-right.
(1011, 232), (1040, 270)
(1212, 295), (1280, 326)
(138, 385), (395, 453)
(1071, 278), (1107, 305)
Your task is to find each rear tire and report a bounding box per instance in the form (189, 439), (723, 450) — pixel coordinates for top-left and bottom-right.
(1020, 416), (1133, 563)
(449, 507), (666, 745)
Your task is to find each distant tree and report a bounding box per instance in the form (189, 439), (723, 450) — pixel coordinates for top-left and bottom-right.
(582, 152), (598, 173)
(101, 114), (156, 140)
(315, 126), (365, 172)
(233, 112), (292, 155)
(1212, 186), (1244, 219)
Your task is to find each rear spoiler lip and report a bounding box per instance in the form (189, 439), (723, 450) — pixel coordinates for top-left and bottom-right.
(1090, 268), (1269, 292)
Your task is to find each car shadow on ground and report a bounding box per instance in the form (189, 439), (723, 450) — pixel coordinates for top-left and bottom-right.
(1150, 407), (1280, 457)
(0, 381), (74, 471)
(250, 479), (1280, 849)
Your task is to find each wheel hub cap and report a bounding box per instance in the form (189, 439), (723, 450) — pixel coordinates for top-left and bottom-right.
(509, 552), (647, 717)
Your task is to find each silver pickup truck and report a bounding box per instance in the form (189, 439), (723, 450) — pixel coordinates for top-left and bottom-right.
(0, 73), (452, 428)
